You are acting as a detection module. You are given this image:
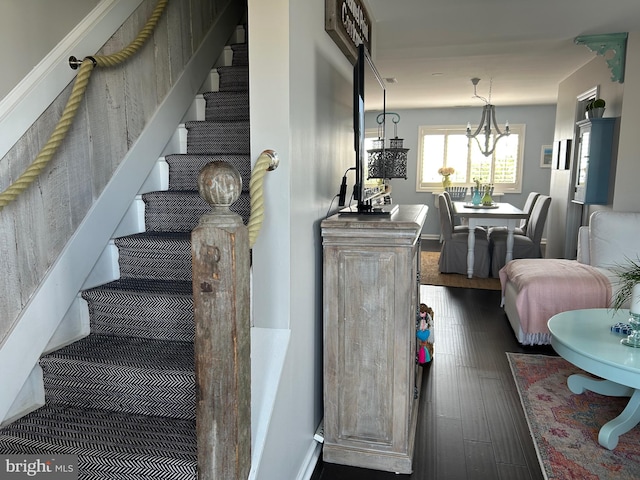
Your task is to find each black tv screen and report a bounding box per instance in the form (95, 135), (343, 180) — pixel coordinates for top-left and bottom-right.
(351, 43), (386, 213)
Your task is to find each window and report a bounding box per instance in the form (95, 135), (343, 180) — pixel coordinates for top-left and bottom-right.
(416, 124), (525, 193)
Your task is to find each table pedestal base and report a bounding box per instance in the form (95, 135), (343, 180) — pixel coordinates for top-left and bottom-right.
(568, 374), (640, 450)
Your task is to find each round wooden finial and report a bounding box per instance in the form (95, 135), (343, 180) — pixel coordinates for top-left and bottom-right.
(198, 161), (242, 207)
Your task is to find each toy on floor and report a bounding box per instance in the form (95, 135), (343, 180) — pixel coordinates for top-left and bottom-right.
(417, 303), (434, 364)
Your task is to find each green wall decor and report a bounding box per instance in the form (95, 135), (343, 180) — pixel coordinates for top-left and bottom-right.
(575, 32), (628, 83)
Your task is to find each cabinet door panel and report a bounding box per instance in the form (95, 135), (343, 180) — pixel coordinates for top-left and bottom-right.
(337, 251), (395, 444)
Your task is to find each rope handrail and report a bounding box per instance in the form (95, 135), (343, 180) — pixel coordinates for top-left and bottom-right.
(0, 0), (169, 212)
(248, 150), (279, 248)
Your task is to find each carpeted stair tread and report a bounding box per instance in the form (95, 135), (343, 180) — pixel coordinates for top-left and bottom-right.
(185, 120), (250, 155)
(82, 277), (193, 296)
(230, 43), (247, 66)
(114, 232), (192, 282)
(165, 153), (250, 192)
(0, 404), (196, 478)
(41, 334), (194, 419)
(143, 190), (250, 231)
(217, 65), (248, 91)
(42, 333), (193, 370)
(203, 91), (249, 122)
(82, 278), (194, 341)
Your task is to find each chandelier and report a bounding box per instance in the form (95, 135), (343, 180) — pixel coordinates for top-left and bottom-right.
(367, 112), (409, 179)
(466, 77), (510, 157)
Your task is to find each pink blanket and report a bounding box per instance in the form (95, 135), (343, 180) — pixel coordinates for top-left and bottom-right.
(499, 259), (612, 336)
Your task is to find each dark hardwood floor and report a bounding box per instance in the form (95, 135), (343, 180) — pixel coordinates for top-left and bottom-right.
(313, 241), (556, 480)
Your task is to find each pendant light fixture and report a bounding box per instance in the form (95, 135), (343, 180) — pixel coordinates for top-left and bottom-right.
(466, 78), (510, 157)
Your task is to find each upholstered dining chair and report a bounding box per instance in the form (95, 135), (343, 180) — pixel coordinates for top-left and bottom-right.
(438, 193), (491, 278)
(488, 191), (539, 240)
(489, 194), (552, 277)
(442, 190), (465, 232)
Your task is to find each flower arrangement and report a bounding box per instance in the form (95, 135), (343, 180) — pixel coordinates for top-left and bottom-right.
(438, 167), (455, 176)
(611, 257), (640, 311)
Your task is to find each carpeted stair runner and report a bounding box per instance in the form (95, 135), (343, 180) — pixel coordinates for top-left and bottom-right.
(0, 41), (250, 479)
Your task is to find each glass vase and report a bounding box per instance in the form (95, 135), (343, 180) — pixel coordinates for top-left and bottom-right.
(471, 188), (482, 205)
(481, 188), (493, 205)
(442, 175), (452, 188)
(621, 312), (640, 348)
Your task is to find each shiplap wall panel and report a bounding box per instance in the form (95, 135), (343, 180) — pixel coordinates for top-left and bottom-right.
(0, 0), (236, 343)
(84, 68), (128, 196)
(119, 4), (160, 148)
(166, 1), (187, 83)
(0, 212), (20, 345)
(179, 1), (194, 67)
(61, 103), (93, 228)
(153, 7), (171, 102)
(190, 0), (206, 53)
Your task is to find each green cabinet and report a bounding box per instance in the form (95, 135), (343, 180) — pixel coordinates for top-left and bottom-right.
(573, 118), (618, 205)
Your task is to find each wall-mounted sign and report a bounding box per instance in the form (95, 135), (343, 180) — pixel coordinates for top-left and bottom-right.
(325, 0), (373, 64)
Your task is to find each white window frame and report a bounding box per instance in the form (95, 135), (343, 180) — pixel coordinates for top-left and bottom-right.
(416, 124), (525, 193)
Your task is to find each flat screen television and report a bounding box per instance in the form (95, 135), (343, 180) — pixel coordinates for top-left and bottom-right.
(340, 43), (396, 215)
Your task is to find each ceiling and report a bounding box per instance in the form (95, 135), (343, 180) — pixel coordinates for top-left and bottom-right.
(365, 0), (640, 110)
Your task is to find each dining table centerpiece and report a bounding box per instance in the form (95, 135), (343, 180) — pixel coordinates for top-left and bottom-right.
(481, 183), (494, 205)
(438, 166), (455, 188)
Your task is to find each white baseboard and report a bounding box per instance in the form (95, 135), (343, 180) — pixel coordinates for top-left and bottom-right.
(296, 441), (323, 480)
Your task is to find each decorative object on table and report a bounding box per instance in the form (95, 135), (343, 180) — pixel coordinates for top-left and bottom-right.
(416, 303), (434, 364)
(540, 144), (553, 168)
(481, 184), (494, 206)
(508, 353), (640, 480)
(465, 77), (510, 157)
(471, 189), (482, 205)
(444, 186), (467, 200)
(438, 166), (455, 188)
(471, 178), (482, 205)
(606, 256), (640, 347)
(585, 98), (606, 119)
(611, 323), (633, 335)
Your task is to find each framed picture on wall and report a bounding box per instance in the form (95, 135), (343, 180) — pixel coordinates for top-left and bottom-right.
(540, 145), (553, 168)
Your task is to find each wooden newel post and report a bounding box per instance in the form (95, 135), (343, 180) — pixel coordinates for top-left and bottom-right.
(191, 161), (251, 480)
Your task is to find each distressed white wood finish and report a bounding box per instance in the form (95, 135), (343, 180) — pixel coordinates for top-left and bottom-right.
(321, 205), (428, 474)
(0, 0), (145, 161)
(0, 0), (245, 422)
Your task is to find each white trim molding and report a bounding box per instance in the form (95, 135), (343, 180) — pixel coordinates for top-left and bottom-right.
(0, 0), (145, 161)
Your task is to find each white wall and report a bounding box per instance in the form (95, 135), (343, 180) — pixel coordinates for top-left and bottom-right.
(0, 0), (101, 100)
(388, 105), (556, 237)
(248, 0), (354, 478)
(614, 32), (640, 212)
(547, 43), (627, 258)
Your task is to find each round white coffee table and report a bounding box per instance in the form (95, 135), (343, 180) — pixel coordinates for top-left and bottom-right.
(548, 308), (640, 450)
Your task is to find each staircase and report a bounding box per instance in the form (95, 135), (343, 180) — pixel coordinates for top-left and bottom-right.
(0, 34), (251, 479)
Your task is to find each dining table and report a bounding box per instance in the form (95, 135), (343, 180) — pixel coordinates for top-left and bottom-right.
(452, 201), (528, 278)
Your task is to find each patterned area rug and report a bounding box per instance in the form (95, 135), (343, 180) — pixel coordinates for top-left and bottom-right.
(507, 353), (640, 479)
(420, 250), (501, 290)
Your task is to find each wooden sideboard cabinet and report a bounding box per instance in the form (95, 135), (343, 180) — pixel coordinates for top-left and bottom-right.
(321, 204), (428, 474)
